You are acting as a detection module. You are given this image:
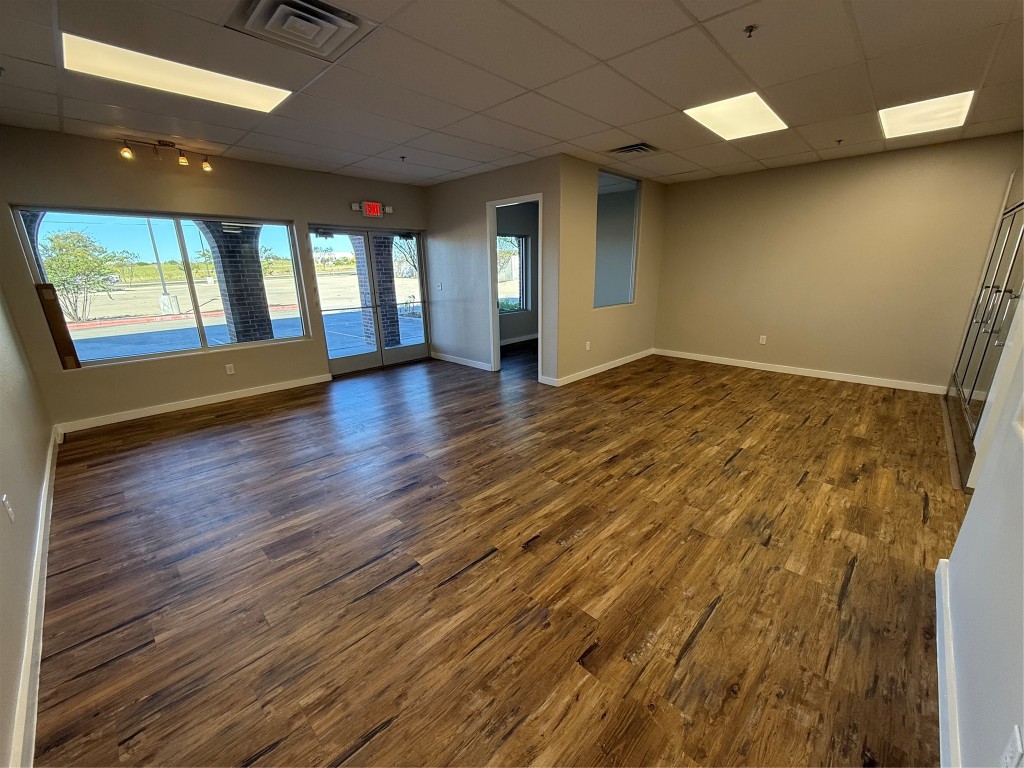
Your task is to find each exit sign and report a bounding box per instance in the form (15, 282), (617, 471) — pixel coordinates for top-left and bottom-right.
(362, 201), (383, 218)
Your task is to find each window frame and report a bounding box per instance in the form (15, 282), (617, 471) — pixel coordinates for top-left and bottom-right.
(12, 204), (312, 368)
(593, 170), (642, 309)
(496, 233), (529, 314)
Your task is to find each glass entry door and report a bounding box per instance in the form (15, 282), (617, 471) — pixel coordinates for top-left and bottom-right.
(309, 228), (428, 375)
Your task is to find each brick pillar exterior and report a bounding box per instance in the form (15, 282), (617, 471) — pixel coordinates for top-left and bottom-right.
(370, 235), (401, 348)
(195, 222), (273, 343)
(351, 237), (377, 347)
(21, 210), (45, 260)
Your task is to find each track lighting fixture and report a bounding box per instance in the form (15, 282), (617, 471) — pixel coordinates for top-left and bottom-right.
(119, 140), (134, 160)
(202, 157), (213, 172)
(178, 150), (189, 166)
(115, 139), (216, 174)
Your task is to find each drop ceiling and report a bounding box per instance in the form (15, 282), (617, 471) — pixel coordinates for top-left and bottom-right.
(0, 0), (1020, 186)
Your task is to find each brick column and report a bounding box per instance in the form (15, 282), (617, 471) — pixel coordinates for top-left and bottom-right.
(195, 221), (273, 343)
(351, 237), (377, 347)
(371, 235), (401, 348)
(21, 210), (45, 260)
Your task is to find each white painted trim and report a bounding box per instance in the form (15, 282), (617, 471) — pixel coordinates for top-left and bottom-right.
(651, 349), (946, 394)
(10, 426), (59, 768)
(544, 348), (653, 387)
(935, 559), (962, 768)
(430, 352), (494, 372)
(500, 333), (538, 346)
(56, 374), (332, 434)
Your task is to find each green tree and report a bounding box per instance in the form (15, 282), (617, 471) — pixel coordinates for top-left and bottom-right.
(193, 247), (214, 280)
(112, 250), (140, 286)
(40, 230), (123, 321)
(260, 245), (278, 275)
(392, 236), (419, 278)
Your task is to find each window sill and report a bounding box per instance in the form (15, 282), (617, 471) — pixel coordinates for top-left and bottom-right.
(72, 334), (311, 370)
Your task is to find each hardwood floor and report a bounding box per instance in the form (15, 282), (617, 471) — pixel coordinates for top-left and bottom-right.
(35, 353), (966, 766)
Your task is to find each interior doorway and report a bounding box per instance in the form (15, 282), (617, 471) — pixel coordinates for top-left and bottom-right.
(308, 227), (429, 376)
(486, 195), (542, 381)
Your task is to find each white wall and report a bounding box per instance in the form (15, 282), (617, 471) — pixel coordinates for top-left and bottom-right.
(0, 289), (54, 767)
(0, 126), (427, 428)
(945, 305), (1023, 766)
(496, 201), (539, 344)
(655, 133), (1023, 389)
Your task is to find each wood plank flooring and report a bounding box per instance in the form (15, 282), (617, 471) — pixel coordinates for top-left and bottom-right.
(35, 347), (967, 766)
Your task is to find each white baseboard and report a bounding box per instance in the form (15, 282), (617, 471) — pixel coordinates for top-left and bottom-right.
(935, 559), (961, 768)
(431, 352), (495, 372)
(545, 348), (654, 387)
(9, 426), (59, 768)
(56, 374), (333, 435)
(652, 349), (946, 394)
(500, 334), (538, 346)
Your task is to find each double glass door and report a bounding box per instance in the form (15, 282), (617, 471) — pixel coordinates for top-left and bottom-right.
(309, 228), (428, 375)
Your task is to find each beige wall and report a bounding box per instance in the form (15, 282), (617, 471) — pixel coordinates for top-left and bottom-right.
(558, 156), (664, 379)
(0, 289), (53, 767)
(0, 126), (427, 425)
(424, 156), (560, 378)
(655, 132), (1024, 388)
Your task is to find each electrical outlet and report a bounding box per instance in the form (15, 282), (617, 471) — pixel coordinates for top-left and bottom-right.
(225, 364), (235, 375)
(2, 494), (13, 523)
(1000, 725), (1023, 768)
(585, 341), (591, 351)
(759, 335), (767, 345)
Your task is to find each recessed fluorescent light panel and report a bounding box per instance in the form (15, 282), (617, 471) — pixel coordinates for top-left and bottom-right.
(878, 91), (974, 139)
(683, 92), (787, 141)
(61, 33), (291, 112)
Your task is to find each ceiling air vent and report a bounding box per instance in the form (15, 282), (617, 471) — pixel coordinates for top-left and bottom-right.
(228, 0), (376, 61)
(608, 142), (658, 155)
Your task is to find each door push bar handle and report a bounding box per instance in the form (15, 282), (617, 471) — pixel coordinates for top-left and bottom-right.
(980, 285), (1005, 325)
(974, 284), (1001, 322)
(990, 292), (1020, 337)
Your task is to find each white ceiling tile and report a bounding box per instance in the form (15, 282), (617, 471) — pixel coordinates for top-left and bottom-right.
(275, 94), (429, 145)
(885, 126), (964, 150)
(969, 81), (1024, 122)
(623, 152), (700, 175)
(607, 161), (660, 178)
(224, 145), (340, 172)
(609, 27), (751, 110)
(389, 0), (595, 88)
(563, 144), (618, 165)
(0, 83), (56, 113)
(794, 112), (883, 150)
(330, 0), (413, 22)
(350, 156), (448, 179)
(714, 160), (766, 175)
(339, 27), (523, 112)
(334, 165), (417, 183)
(963, 115), (1024, 138)
(527, 142), (571, 158)
(622, 112), (719, 151)
(0, 54), (56, 92)
(483, 92), (608, 140)
(406, 131), (517, 162)
(817, 138), (885, 159)
(0, 0), (52, 26)
(376, 145), (479, 171)
(730, 128), (813, 159)
(62, 98), (247, 145)
(572, 127), (641, 152)
(678, 0), (754, 21)
(986, 19), (1023, 86)
(487, 153), (536, 168)
(677, 141), (753, 167)
(0, 105), (59, 131)
(704, 0), (861, 86)
(58, 0), (328, 91)
(252, 114), (394, 155)
(761, 151), (820, 168)
(507, 0), (693, 60)
(59, 71), (268, 130)
(851, 0), (1014, 58)
(867, 26), (1000, 107)
(655, 168), (719, 183)
(145, 0), (237, 25)
(0, 14), (54, 65)
(763, 63), (875, 127)
(61, 117), (229, 153)
(440, 114), (554, 152)
(305, 65), (471, 129)
(539, 65), (674, 125)
(237, 133), (367, 167)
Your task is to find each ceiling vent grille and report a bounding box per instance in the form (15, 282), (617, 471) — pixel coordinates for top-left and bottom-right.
(228, 0), (376, 61)
(608, 142), (658, 155)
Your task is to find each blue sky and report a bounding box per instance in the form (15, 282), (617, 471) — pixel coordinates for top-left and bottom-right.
(36, 211), (294, 263)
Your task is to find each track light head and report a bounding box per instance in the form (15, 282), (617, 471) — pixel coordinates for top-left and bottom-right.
(202, 157), (213, 172)
(119, 141), (134, 160)
(178, 150), (189, 167)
